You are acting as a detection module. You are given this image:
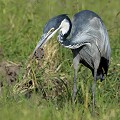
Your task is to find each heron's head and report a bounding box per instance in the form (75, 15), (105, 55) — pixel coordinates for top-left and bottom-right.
(33, 14), (71, 55)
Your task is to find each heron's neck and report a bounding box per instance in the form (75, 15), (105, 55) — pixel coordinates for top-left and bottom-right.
(57, 17), (90, 49)
(57, 34), (72, 48)
(57, 33), (90, 49)
(58, 33), (81, 49)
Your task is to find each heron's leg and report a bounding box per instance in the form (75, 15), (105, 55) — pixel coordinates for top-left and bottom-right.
(92, 69), (97, 114)
(72, 57), (79, 102)
(73, 68), (77, 101)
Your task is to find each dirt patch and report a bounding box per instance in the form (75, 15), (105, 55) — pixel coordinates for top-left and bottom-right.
(0, 61), (20, 86)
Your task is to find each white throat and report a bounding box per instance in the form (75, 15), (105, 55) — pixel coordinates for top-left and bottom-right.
(59, 19), (70, 35)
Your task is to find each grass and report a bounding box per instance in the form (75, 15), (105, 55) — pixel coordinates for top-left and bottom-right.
(0, 0), (120, 120)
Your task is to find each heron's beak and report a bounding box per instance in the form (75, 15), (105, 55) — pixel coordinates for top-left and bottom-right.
(32, 33), (50, 57)
(32, 27), (60, 57)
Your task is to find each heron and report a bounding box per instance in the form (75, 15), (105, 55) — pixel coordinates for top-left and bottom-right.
(33, 10), (111, 111)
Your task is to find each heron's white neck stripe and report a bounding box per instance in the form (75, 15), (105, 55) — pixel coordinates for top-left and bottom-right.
(60, 19), (70, 35)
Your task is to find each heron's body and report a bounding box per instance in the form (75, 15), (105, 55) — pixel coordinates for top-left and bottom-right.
(33, 10), (111, 113)
(71, 11), (110, 81)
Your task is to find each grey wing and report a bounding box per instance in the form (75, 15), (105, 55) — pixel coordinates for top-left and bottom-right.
(70, 15), (111, 60)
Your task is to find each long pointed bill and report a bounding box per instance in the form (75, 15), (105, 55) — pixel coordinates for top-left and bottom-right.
(32, 27), (60, 58)
(32, 34), (48, 58)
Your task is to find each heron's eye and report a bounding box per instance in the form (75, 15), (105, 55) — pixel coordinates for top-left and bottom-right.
(47, 28), (55, 35)
(50, 28), (55, 32)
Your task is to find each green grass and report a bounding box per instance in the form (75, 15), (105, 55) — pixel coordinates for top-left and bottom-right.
(0, 0), (120, 120)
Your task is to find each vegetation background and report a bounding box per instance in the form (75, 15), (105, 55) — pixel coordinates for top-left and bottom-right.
(0, 0), (120, 120)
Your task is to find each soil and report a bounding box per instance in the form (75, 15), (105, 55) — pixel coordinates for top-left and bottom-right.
(0, 48), (20, 94)
(0, 61), (20, 85)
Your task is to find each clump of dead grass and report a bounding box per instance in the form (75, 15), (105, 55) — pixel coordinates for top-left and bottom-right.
(13, 41), (70, 100)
